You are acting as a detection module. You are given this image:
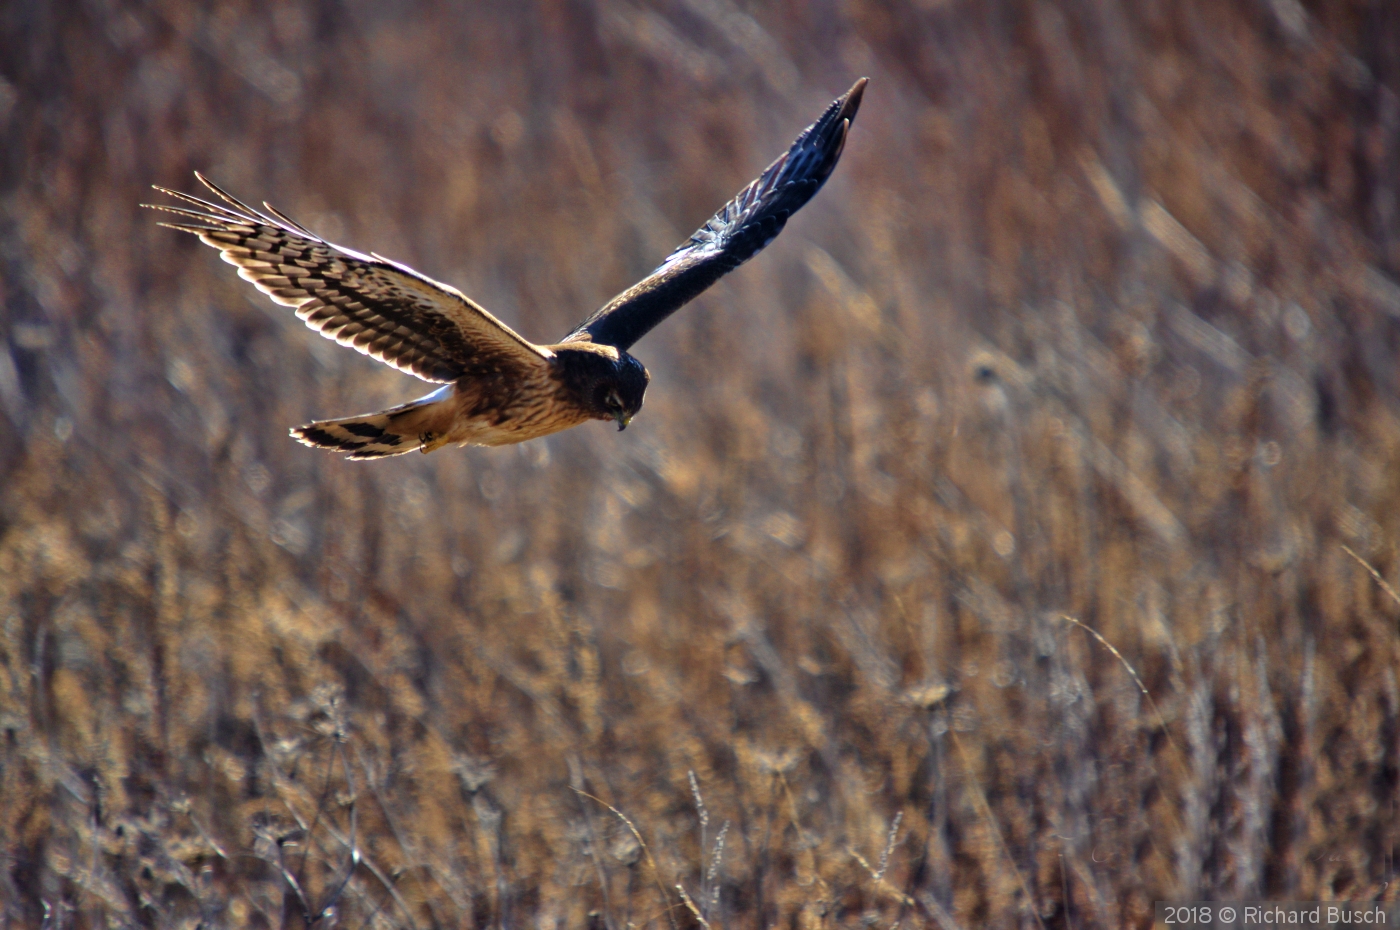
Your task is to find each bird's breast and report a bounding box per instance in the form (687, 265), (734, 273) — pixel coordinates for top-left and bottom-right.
(442, 367), (595, 447)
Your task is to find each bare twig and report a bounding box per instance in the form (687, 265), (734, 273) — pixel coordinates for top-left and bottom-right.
(572, 788), (679, 930)
(252, 702), (408, 929)
(1342, 544), (1400, 611)
(951, 733), (1047, 930)
(876, 811), (903, 883)
(310, 806), (419, 930)
(850, 810), (910, 909)
(1059, 614), (1179, 755)
(568, 756), (614, 930)
(689, 770), (710, 913)
(707, 821), (729, 912)
(677, 883), (712, 929)
(314, 734), (361, 923)
(273, 835), (315, 925)
(355, 743), (451, 929)
(777, 775), (822, 890)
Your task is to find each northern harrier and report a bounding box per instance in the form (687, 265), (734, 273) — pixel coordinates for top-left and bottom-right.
(147, 79), (866, 459)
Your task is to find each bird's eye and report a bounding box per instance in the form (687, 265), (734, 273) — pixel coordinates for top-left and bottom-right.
(605, 390), (622, 411)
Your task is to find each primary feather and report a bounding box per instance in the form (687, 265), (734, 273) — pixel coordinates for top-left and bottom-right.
(147, 174), (550, 385)
(564, 77), (866, 351)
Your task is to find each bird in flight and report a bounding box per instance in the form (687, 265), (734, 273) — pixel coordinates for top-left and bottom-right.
(146, 78), (866, 459)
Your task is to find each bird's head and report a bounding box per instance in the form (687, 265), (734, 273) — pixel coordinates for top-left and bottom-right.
(593, 353), (649, 430)
(554, 343), (650, 430)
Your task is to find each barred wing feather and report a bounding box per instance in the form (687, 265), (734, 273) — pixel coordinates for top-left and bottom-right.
(145, 173), (550, 384)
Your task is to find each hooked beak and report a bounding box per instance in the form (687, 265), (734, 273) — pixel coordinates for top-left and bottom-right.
(614, 412), (633, 431)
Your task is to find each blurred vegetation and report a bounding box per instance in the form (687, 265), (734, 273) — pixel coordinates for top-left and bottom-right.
(3, 0), (1400, 927)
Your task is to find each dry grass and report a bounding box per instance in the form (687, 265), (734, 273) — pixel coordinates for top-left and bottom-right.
(2, 0), (1400, 926)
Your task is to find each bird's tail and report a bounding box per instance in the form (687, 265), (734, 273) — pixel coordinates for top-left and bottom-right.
(291, 386), (452, 460)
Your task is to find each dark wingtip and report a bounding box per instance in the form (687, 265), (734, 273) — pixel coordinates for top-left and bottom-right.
(841, 77), (869, 122)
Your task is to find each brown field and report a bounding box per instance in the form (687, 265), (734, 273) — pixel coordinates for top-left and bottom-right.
(3, 1), (1400, 927)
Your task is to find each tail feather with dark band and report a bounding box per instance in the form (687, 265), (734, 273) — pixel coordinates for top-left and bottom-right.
(292, 385), (452, 460)
(291, 414), (416, 460)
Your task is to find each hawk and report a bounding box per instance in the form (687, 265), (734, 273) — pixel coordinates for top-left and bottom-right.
(146, 79), (866, 459)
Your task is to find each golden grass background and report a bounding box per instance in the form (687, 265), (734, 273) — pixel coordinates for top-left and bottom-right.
(3, 1), (1400, 926)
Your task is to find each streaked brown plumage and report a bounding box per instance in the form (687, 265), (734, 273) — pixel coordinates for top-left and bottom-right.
(145, 78), (866, 459)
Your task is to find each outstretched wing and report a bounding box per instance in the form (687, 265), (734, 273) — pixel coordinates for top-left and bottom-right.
(145, 173), (550, 384)
(562, 77), (866, 352)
